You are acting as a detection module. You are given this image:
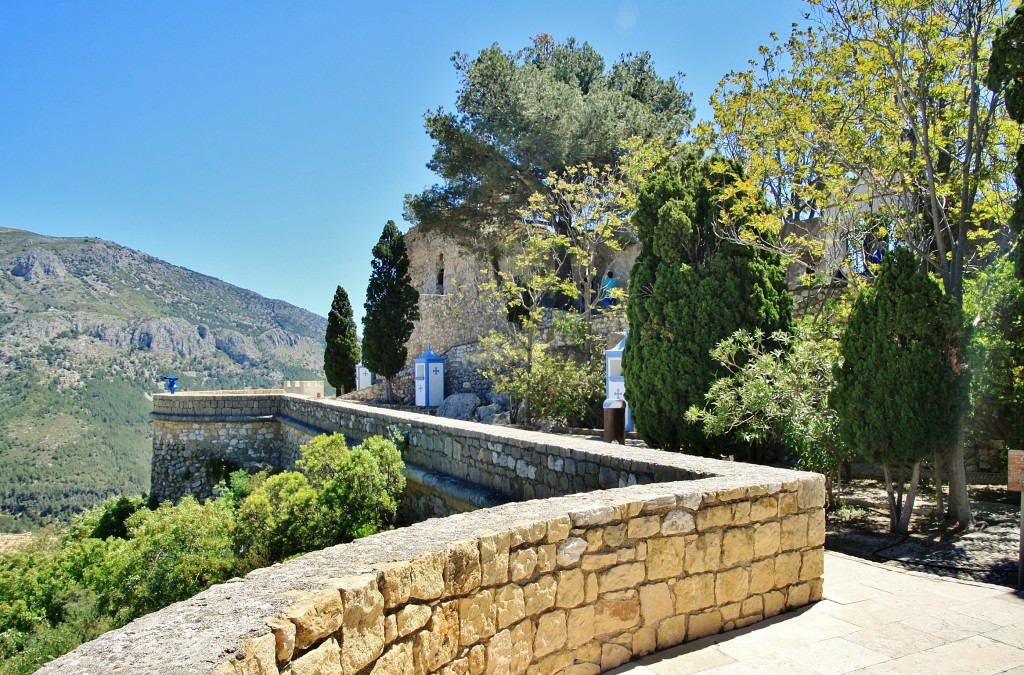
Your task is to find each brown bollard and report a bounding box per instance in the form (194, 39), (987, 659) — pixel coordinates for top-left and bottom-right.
(603, 403), (626, 445)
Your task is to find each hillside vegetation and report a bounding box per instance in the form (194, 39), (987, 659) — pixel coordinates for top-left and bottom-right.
(0, 228), (327, 530)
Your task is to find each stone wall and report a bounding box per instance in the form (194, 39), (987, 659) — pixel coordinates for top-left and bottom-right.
(51, 393), (827, 671)
(51, 392), (830, 675)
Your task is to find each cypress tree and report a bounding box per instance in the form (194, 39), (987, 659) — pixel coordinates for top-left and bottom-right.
(623, 156), (792, 458)
(323, 286), (360, 396)
(362, 221), (420, 403)
(831, 248), (968, 534)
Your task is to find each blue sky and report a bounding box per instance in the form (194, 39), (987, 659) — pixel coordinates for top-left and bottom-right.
(0, 1), (808, 326)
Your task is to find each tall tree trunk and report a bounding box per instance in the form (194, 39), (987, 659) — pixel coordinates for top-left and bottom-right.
(895, 462), (922, 535)
(946, 439), (974, 529)
(384, 377), (393, 404)
(882, 464), (898, 533)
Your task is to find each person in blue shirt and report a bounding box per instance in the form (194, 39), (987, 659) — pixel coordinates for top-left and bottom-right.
(601, 271), (619, 307)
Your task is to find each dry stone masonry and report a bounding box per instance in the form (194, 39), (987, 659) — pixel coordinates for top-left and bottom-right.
(47, 392), (825, 674)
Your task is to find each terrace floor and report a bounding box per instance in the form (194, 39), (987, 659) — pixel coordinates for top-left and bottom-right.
(612, 551), (1024, 674)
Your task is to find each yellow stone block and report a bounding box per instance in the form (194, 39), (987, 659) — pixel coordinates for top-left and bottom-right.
(523, 575), (557, 616)
(480, 531), (511, 587)
(721, 527), (754, 567)
(509, 548), (538, 583)
(289, 637), (341, 675)
(594, 590), (640, 636)
(459, 589), (496, 646)
(672, 572), (715, 613)
(749, 558), (775, 595)
(780, 513), (809, 551)
(639, 582), (673, 625)
(753, 521), (781, 558)
(601, 643), (632, 671)
(715, 567), (749, 604)
(628, 516), (661, 539)
(598, 562), (646, 593)
(687, 610), (723, 641)
(533, 610), (567, 658)
(656, 615), (687, 649)
(645, 537), (683, 580)
(555, 568), (585, 608)
(566, 606), (595, 649)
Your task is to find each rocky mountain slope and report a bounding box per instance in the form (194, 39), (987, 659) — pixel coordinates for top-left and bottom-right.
(0, 228), (328, 530)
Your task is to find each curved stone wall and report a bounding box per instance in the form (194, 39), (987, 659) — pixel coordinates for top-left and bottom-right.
(46, 393), (825, 674)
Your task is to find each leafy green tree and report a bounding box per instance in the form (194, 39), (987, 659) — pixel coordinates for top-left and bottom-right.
(362, 221), (420, 403)
(234, 434), (405, 567)
(964, 256), (1024, 449)
(687, 321), (848, 505)
(623, 156), (792, 457)
(988, 4), (1024, 279)
(405, 35), (693, 264)
(708, 0), (1017, 527)
(985, 6), (1024, 452)
(101, 497), (236, 621)
(324, 285), (360, 396)
(831, 248), (968, 534)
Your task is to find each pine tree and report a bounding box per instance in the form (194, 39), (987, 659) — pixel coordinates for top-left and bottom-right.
(362, 221), (420, 403)
(831, 248), (968, 534)
(323, 286), (359, 397)
(623, 156), (792, 458)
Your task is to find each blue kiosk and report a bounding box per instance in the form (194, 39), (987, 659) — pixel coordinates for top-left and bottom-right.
(414, 343), (446, 407)
(604, 334), (634, 432)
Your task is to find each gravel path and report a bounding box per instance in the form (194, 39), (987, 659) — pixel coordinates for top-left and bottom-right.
(827, 480), (1021, 587)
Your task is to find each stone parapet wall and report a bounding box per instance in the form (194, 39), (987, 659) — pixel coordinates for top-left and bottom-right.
(59, 392), (830, 675)
(46, 461), (824, 674)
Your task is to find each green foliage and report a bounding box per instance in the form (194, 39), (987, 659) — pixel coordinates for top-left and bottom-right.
(964, 255), (1024, 448)
(832, 248), (969, 467)
(65, 495), (146, 541)
(324, 286), (360, 396)
(687, 321), (847, 500)
(362, 221), (419, 402)
(623, 156), (793, 457)
(235, 434), (405, 568)
(473, 223), (607, 428)
(988, 4), (1024, 277)
(405, 35), (693, 260)
(101, 497), (236, 621)
(0, 433), (405, 670)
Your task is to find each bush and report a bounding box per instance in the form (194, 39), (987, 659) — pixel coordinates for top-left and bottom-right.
(624, 156), (792, 457)
(235, 433), (405, 567)
(687, 321), (848, 504)
(102, 497), (236, 621)
(831, 248), (967, 533)
(0, 433), (406, 670)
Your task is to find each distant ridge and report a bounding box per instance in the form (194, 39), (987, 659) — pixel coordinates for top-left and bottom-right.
(0, 227), (327, 530)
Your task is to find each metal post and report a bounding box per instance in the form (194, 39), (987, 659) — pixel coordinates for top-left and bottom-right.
(1019, 495), (1023, 591)
(1009, 449), (1024, 591)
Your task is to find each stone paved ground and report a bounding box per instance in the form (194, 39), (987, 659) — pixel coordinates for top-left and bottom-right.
(612, 551), (1024, 674)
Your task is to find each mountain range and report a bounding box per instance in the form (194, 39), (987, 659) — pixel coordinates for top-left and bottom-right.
(0, 228), (328, 530)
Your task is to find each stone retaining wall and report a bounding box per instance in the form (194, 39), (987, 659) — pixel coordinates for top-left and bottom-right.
(49, 392), (826, 675)
(151, 394), (712, 506)
(47, 473), (824, 675)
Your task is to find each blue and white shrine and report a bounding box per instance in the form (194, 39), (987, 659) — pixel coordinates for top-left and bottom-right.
(355, 364), (374, 391)
(414, 343), (446, 407)
(605, 333), (634, 432)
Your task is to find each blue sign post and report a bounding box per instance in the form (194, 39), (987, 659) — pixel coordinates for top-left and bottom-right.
(605, 334), (633, 432)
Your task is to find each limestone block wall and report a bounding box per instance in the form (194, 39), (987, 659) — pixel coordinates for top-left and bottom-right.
(61, 392), (830, 675)
(45, 465), (825, 675)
